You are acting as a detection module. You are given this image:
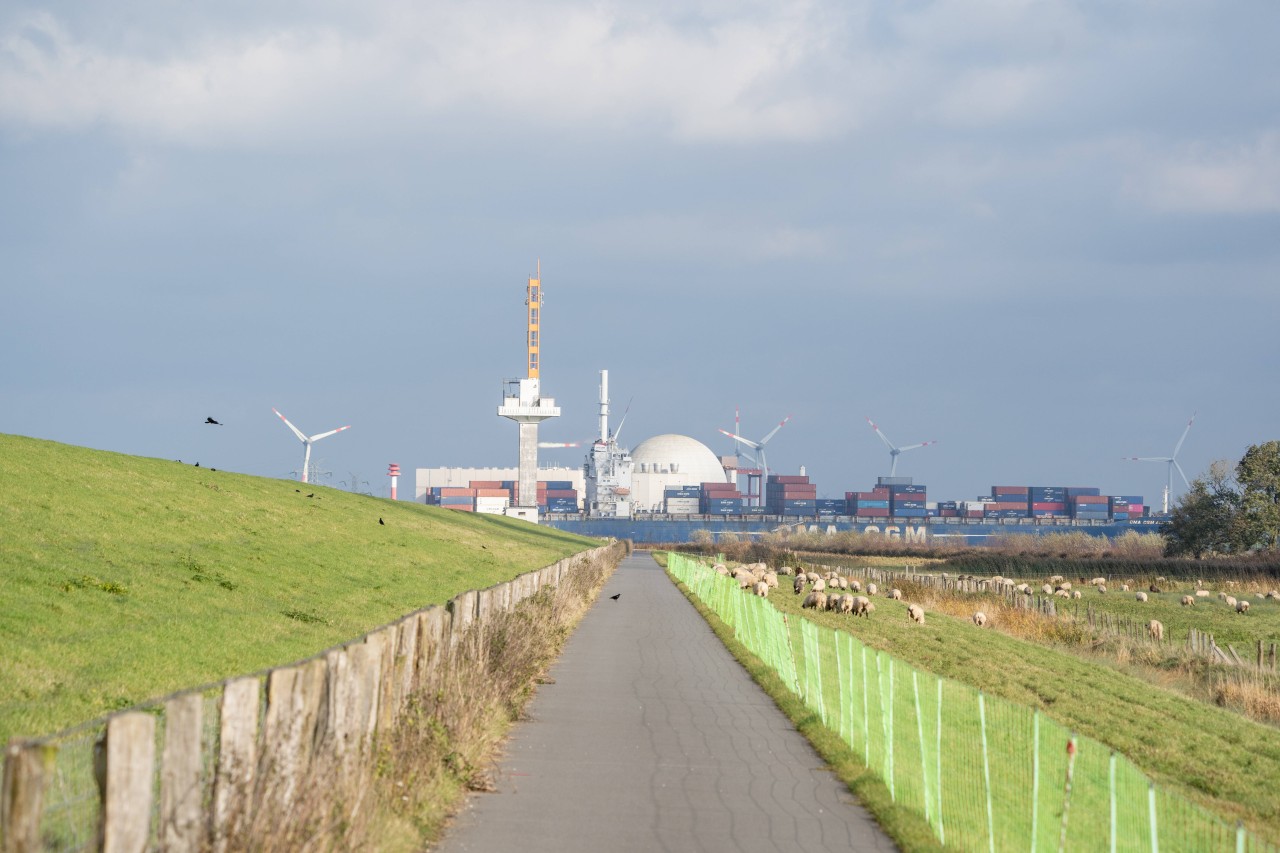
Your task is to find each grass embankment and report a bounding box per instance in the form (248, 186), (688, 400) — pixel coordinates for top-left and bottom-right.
(0, 433), (599, 744)
(759, 563), (1280, 844)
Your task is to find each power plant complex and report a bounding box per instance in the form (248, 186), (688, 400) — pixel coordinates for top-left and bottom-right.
(415, 266), (1174, 545)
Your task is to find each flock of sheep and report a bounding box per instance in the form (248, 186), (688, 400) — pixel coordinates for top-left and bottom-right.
(713, 561), (1279, 642)
(714, 562), (938, 626)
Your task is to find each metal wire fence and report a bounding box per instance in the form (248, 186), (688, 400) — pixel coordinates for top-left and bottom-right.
(669, 553), (1275, 853)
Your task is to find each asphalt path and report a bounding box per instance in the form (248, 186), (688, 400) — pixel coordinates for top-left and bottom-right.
(434, 551), (897, 853)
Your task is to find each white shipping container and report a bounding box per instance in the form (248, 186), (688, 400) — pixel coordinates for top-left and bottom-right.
(665, 498), (701, 513)
(475, 497), (510, 515)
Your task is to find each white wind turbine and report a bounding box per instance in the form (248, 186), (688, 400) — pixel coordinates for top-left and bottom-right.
(273, 407), (351, 484)
(1125, 412), (1196, 513)
(866, 417), (937, 478)
(719, 415), (791, 506)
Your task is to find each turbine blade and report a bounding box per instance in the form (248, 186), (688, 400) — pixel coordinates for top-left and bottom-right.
(758, 415), (791, 446)
(1173, 459), (1191, 488)
(718, 428), (761, 451)
(1128, 456), (1172, 463)
(309, 425), (352, 442)
(273, 408), (308, 443)
(539, 441), (581, 448)
(866, 417), (896, 451)
(1172, 412), (1196, 457)
(897, 440), (939, 453)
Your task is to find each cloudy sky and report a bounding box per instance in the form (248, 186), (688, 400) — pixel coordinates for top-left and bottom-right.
(3, 0), (1277, 507)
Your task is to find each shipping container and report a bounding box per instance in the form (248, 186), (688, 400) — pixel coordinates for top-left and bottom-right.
(474, 488), (511, 498)
(542, 480), (574, 490)
(815, 499), (847, 510)
(891, 500), (926, 509)
(985, 508), (1030, 518)
(664, 488), (701, 498)
(991, 486), (1030, 495)
(438, 487), (476, 498)
(894, 508), (928, 517)
(768, 475), (811, 484)
(469, 480), (504, 489)
(442, 504), (475, 512)
(1072, 495), (1108, 505)
(890, 484), (927, 495)
(856, 507), (891, 517)
(545, 489), (577, 498)
(1065, 487), (1102, 497)
(1031, 502), (1066, 511)
(852, 499), (890, 509)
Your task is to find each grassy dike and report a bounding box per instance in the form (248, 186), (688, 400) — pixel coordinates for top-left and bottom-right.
(0, 433), (599, 744)
(655, 553), (945, 853)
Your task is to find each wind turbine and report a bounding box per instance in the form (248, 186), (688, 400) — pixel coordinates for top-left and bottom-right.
(273, 407), (351, 484)
(1125, 412), (1196, 513)
(866, 417), (937, 478)
(719, 415), (791, 506)
(724, 407), (759, 466)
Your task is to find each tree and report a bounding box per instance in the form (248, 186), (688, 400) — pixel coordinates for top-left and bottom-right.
(1235, 441), (1280, 550)
(1163, 460), (1241, 558)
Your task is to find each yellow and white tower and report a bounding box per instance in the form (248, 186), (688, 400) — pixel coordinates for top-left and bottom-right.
(497, 262), (560, 521)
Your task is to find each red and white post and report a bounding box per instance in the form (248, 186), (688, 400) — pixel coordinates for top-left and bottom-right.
(387, 463), (400, 500)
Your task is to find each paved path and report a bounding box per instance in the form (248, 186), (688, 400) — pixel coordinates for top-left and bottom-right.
(435, 552), (897, 853)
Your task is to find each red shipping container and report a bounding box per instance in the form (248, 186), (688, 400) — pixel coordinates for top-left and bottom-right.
(992, 486), (1030, 495)
(438, 487), (476, 497)
(989, 501), (1027, 510)
(778, 487), (818, 496)
(1072, 495), (1108, 505)
(545, 489), (577, 498)
(855, 507), (890, 517)
(443, 504), (475, 511)
(469, 481), (504, 489)
(474, 488), (511, 498)
(966, 510), (986, 517)
(1031, 502), (1066, 511)
(769, 475), (811, 484)
(939, 509), (959, 517)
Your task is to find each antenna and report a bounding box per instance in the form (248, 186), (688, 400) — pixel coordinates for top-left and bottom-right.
(718, 414), (791, 505)
(1125, 412), (1196, 513)
(866, 416), (937, 478)
(272, 407), (351, 484)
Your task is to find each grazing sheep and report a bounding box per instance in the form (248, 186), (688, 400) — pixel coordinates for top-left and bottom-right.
(1225, 596), (1238, 609)
(1049, 575), (1064, 584)
(1136, 592), (1148, 602)
(835, 576), (849, 590)
(737, 574), (756, 590)
(849, 580), (862, 593)
(1267, 590), (1279, 600)
(806, 572), (821, 583)
(1180, 595), (1195, 607)
(1237, 600), (1251, 614)
(1059, 581), (1073, 591)
(1148, 620), (1164, 642)
(1016, 583), (1031, 594)
(888, 588), (903, 600)
(1195, 590), (1211, 597)
(793, 577), (806, 595)
(778, 565), (794, 576)
(753, 580), (769, 597)
(1121, 584), (1130, 592)
(1042, 584), (1054, 595)
(866, 582), (878, 596)
(1090, 577), (1107, 586)
(972, 611), (988, 627)
(838, 594), (855, 614)
(1149, 584), (1162, 594)
(827, 594), (843, 611)
(1072, 590), (1082, 600)
(852, 596), (875, 618)
(715, 564), (730, 575)
(813, 578), (827, 592)
(907, 603), (925, 624)
(802, 591), (828, 611)
(764, 571), (778, 588)
(1097, 585), (1107, 594)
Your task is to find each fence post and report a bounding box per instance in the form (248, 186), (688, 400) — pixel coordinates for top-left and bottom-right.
(1031, 710), (1040, 853)
(213, 676), (260, 853)
(1148, 782), (1159, 853)
(2, 741), (53, 853)
(97, 711), (156, 853)
(1109, 752), (1117, 853)
(912, 671), (930, 828)
(936, 678), (944, 847)
(160, 692), (204, 853)
(978, 692), (994, 853)
(862, 647), (870, 766)
(1057, 736), (1077, 853)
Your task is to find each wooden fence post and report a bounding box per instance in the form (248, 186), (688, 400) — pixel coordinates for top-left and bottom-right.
(2, 741), (54, 853)
(212, 677), (260, 853)
(96, 711), (156, 853)
(159, 693), (204, 853)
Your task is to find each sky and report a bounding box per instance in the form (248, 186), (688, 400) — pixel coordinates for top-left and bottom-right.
(3, 0), (1278, 507)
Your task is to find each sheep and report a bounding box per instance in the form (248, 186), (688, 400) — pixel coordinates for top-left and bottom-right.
(777, 565), (794, 576)
(1180, 595), (1195, 607)
(1267, 590), (1279, 600)
(852, 596), (875, 618)
(802, 591), (828, 611)
(1225, 596), (1238, 609)
(1042, 584), (1054, 595)
(1195, 590), (1211, 597)
(1072, 590), (1082, 599)
(849, 580), (862, 593)
(1149, 584), (1162, 594)
(1097, 585), (1107, 594)
(1058, 581), (1073, 591)
(1148, 620), (1164, 642)
(1049, 575), (1064, 584)
(1236, 600), (1250, 614)
(838, 594), (855, 614)
(1135, 592), (1148, 602)
(1218, 591), (1229, 601)
(751, 580), (768, 597)
(764, 571), (778, 588)
(715, 564), (730, 576)
(972, 611), (988, 627)
(866, 582), (878, 596)
(828, 594), (843, 611)
(793, 577), (806, 595)
(907, 603), (926, 624)
(888, 588), (903, 600)
(806, 572), (821, 583)
(1090, 577), (1107, 586)
(812, 578), (827, 593)
(1054, 590), (1071, 599)
(737, 574), (756, 590)
(1121, 584), (1130, 592)
(1016, 583), (1031, 594)
(835, 576), (849, 591)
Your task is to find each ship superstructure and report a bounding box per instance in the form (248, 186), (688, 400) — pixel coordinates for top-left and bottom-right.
(583, 369), (634, 517)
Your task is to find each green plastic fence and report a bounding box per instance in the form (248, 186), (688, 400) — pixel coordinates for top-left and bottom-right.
(669, 553), (1272, 853)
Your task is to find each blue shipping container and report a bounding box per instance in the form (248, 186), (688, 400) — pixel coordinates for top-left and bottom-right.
(894, 508), (928, 517)
(892, 500), (926, 509)
(1065, 487), (1102, 497)
(890, 484), (927, 494)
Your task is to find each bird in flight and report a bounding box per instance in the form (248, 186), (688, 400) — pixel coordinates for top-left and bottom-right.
(609, 593), (621, 601)
(205, 417), (222, 425)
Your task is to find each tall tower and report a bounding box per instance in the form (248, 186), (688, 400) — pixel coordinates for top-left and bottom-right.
(584, 369), (634, 518)
(497, 263), (560, 521)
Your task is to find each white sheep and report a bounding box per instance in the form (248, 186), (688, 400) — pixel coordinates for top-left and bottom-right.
(1121, 584), (1130, 592)
(1267, 590), (1279, 600)
(866, 582), (878, 596)
(1072, 590), (1082, 600)
(907, 603), (925, 624)
(754, 580), (769, 597)
(1016, 583), (1031, 594)
(1148, 620), (1164, 642)
(1136, 592), (1148, 602)
(737, 574), (756, 590)
(1090, 576), (1107, 586)
(1225, 596), (1238, 609)
(764, 571), (778, 588)
(1042, 584), (1054, 595)
(1195, 590), (1211, 597)
(1237, 600), (1251, 614)
(715, 564), (730, 575)
(838, 594), (855, 614)
(1049, 575), (1064, 584)
(806, 572), (821, 583)
(1180, 595), (1194, 607)
(1055, 590), (1071, 599)
(813, 578), (827, 593)
(777, 565), (794, 576)
(1097, 585), (1107, 594)
(802, 591), (827, 610)
(972, 611), (988, 627)
(793, 577), (806, 595)
(888, 588), (903, 600)
(852, 596), (875, 618)
(1218, 592), (1229, 601)
(849, 580), (862, 593)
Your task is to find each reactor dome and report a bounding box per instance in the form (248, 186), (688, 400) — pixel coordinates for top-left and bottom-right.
(629, 434), (729, 511)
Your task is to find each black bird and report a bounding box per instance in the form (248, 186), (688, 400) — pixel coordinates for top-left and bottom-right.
(194, 462), (200, 467)
(379, 518), (385, 525)
(481, 544), (488, 550)
(609, 593), (621, 601)
(306, 493), (315, 498)
(205, 417), (222, 425)
(296, 489), (300, 493)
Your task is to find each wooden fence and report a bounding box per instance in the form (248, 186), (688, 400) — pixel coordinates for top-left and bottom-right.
(1, 542), (624, 853)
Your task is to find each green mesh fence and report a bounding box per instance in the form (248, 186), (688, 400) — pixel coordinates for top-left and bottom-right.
(669, 553), (1271, 853)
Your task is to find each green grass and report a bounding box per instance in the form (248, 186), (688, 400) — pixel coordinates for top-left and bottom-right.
(0, 434), (600, 744)
(760, 570), (1280, 844)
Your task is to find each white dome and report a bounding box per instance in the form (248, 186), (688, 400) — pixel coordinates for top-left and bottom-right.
(629, 434), (729, 511)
